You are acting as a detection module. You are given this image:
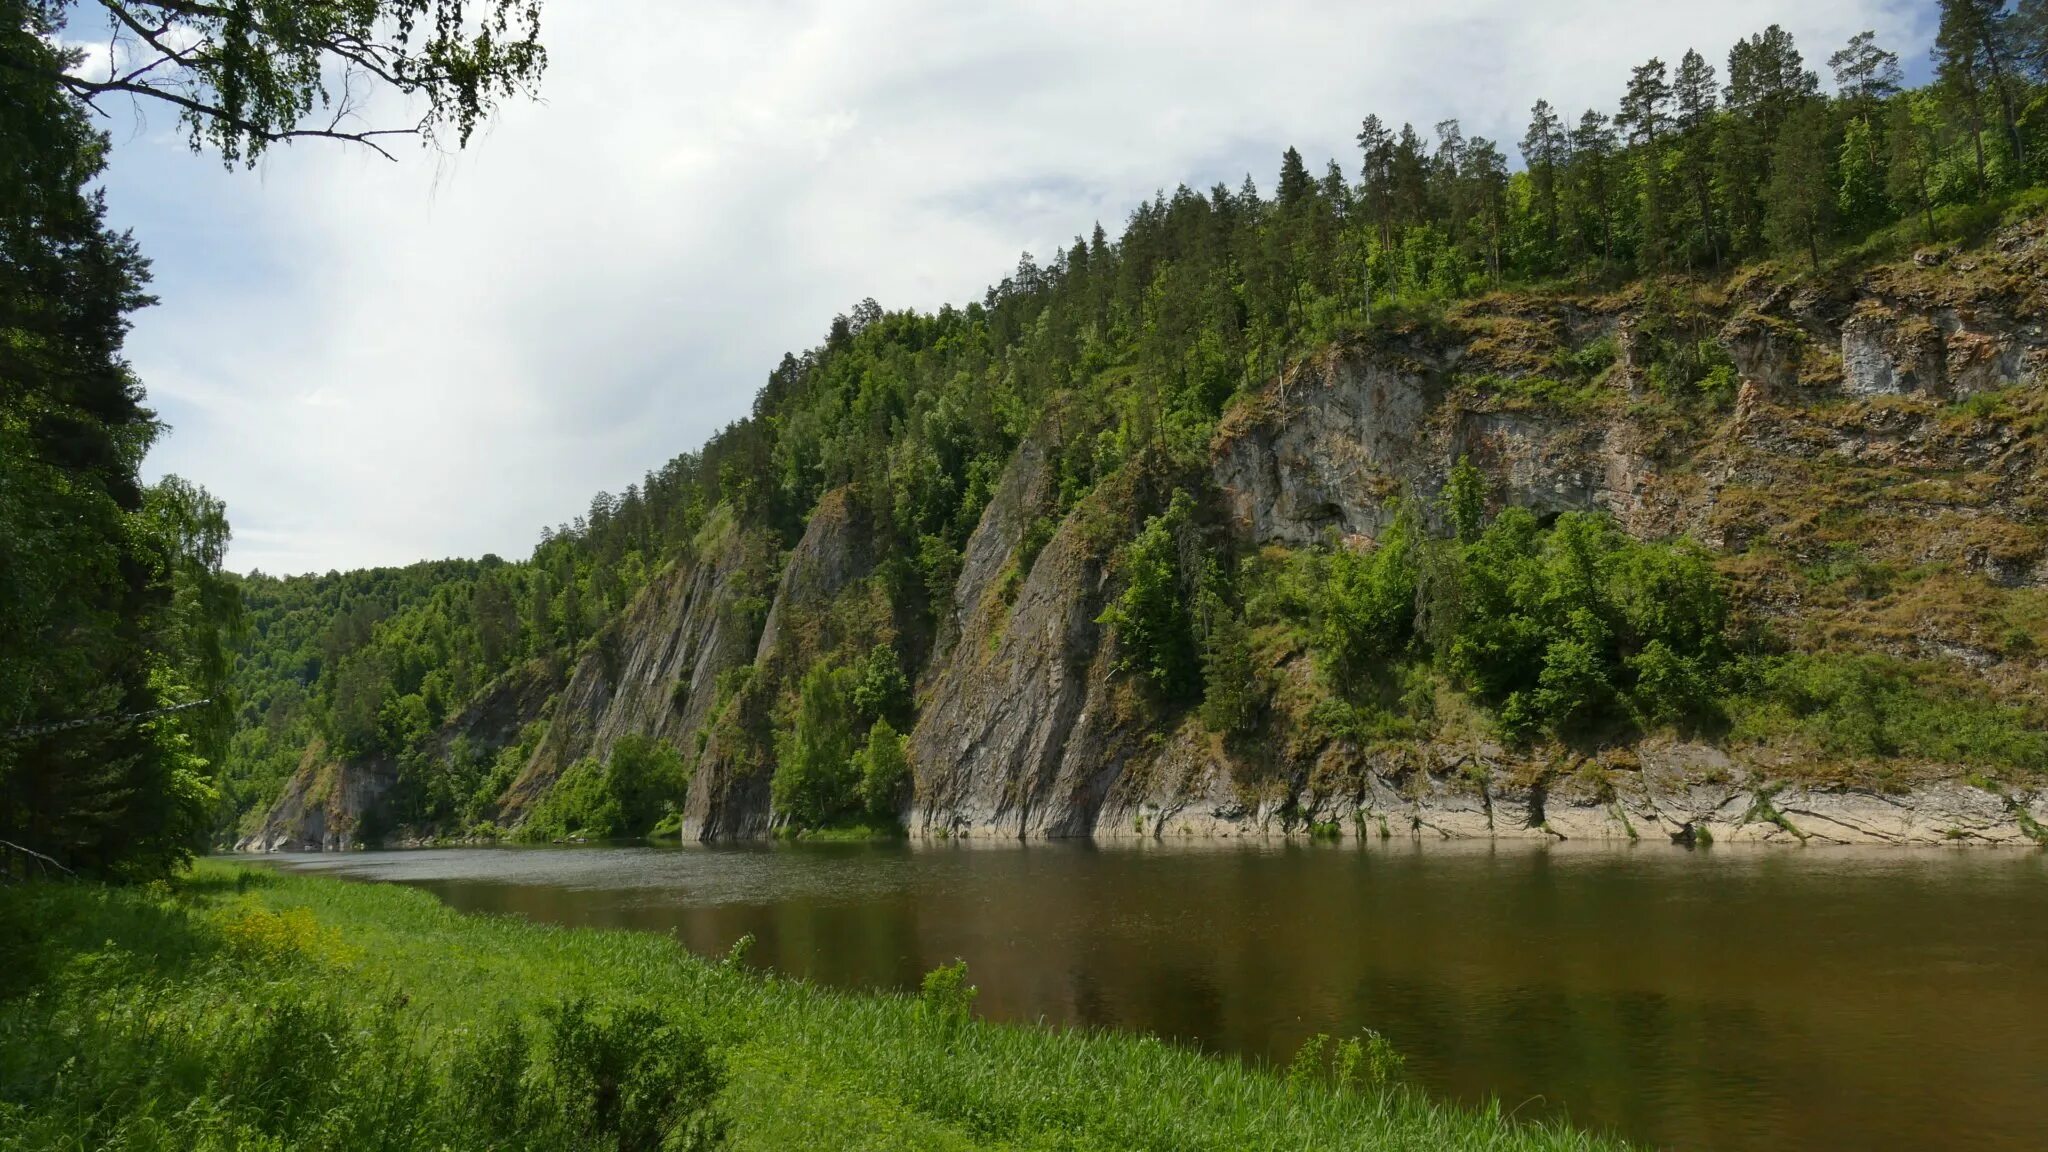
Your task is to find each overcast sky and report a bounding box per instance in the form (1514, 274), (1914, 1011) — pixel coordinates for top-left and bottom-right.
(94, 0), (1935, 575)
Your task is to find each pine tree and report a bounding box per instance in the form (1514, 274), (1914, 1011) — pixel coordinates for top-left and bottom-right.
(1618, 59), (1675, 271)
(1357, 115), (1397, 246)
(1391, 123), (1431, 229)
(2, 9), (241, 877)
(1934, 3), (1983, 189)
(1463, 138), (1510, 288)
(1830, 30), (1902, 233)
(1766, 103), (1834, 268)
(1830, 30), (1904, 107)
(1277, 147), (1314, 210)
(1432, 119), (1469, 240)
(1569, 110), (1620, 273)
(1726, 25), (1818, 134)
(2017, 0), (2048, 81)
(1723, 25), (1819, 255)
(1936, 0), (2025, 186)
(1617, 59), (1674, 146)
(1520, 99), (1570, 267)
(1673, 50), (1721, 266)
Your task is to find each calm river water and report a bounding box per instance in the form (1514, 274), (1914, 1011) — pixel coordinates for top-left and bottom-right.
(266, 841), (2047, 1151)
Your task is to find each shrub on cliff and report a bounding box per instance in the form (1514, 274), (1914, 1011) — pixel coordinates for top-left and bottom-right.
(1281, 480), (1732, 743)
(1199, 591), (1268, 735)
(1100, 490), (1203, 702)
(1729, 652), (2048, 776)
(1317, 508), (1421, 685)
(519, 735), (687, 841)
(1445, 510), (1730, 739)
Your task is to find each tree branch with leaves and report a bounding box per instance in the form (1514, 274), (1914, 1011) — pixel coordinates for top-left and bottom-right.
(4, 0), (545, 163)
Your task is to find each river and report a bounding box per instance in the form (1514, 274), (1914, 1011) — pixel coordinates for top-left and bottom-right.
(264, 839), (2047, 1151)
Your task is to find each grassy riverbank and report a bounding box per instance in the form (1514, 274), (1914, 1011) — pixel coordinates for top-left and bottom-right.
(0, 862), (1628, 1151)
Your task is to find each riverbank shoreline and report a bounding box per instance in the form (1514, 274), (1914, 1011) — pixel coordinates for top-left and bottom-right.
(239, 769), (2048, 852)
(2, 861), (1630, 1151)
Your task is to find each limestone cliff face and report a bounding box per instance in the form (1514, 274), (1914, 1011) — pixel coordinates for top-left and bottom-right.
(1210, 351), (1446, 546)
(247, 221), (2048, 850)
(904, 220), (2048, 848)
(1211, 347), (1677, 546)
(1083, 727), (2048, 847)
(921, 437), (1053, 689)
(498, 517), (758, 823)
(235, 740), (391, 852)
(682, 488), (883, 839)
(908, 473), (1125, 838)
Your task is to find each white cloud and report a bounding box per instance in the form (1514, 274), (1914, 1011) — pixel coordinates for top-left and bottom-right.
(111, 0), (1933, 574)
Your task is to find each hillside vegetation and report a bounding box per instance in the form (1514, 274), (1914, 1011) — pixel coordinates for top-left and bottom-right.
(215, 16), (2048, 848)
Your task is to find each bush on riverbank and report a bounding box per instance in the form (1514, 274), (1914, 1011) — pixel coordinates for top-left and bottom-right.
(0, 863), (1630, 1151)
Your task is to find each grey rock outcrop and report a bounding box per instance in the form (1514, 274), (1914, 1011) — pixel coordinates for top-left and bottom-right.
(498, 518), (757, 822)
(682, 488), (879, 839)
(909, 466), (1142, 839)
(235, 742), (393, 852)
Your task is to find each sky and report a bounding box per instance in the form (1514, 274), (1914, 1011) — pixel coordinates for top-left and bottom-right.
(86, 0), (1938, 575)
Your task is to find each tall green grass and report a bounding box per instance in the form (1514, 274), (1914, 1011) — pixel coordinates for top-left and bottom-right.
(1, 864), (1632, 1151)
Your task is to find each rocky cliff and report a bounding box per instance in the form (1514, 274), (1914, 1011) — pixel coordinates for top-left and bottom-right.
(246, 220), (2048, 850)
(237, 656), (562, 851)
(678, 488), (889, 839)
(496, 511), (764, 822)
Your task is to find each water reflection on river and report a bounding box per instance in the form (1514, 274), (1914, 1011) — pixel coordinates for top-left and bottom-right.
(265, 839), (2048, 1152)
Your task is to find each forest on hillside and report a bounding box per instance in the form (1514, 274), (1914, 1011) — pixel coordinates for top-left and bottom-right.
(212, 11), (2048, 845)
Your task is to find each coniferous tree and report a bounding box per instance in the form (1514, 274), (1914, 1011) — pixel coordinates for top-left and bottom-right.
(1831, 30), (1905, 106)
(1277, 147), (1315, 210)
(2, 3), (249, 877)
(1391, 123), (1432, 229)
(1673, 50), (1722, 266)
(1618, 59), (1675, 145)
(1356, 115), (1397, 246)
(1520, 99), (1571, 268)
(1432, 119), (1469, 241)
(1569, 110), (1621, 273)
(1936, 0), (2026, 170)
(1723, 25), (1819, 254)
(1727, 24), (1820, 131)
(1618, 59), (1675, 270)
(2017, 0), (2048, 80)
(1464, 137), (1510, 287)
(1767, 103), (1835, 268)
(1935, 0), (2000, 193)
(1831, 31), (1903, 232)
